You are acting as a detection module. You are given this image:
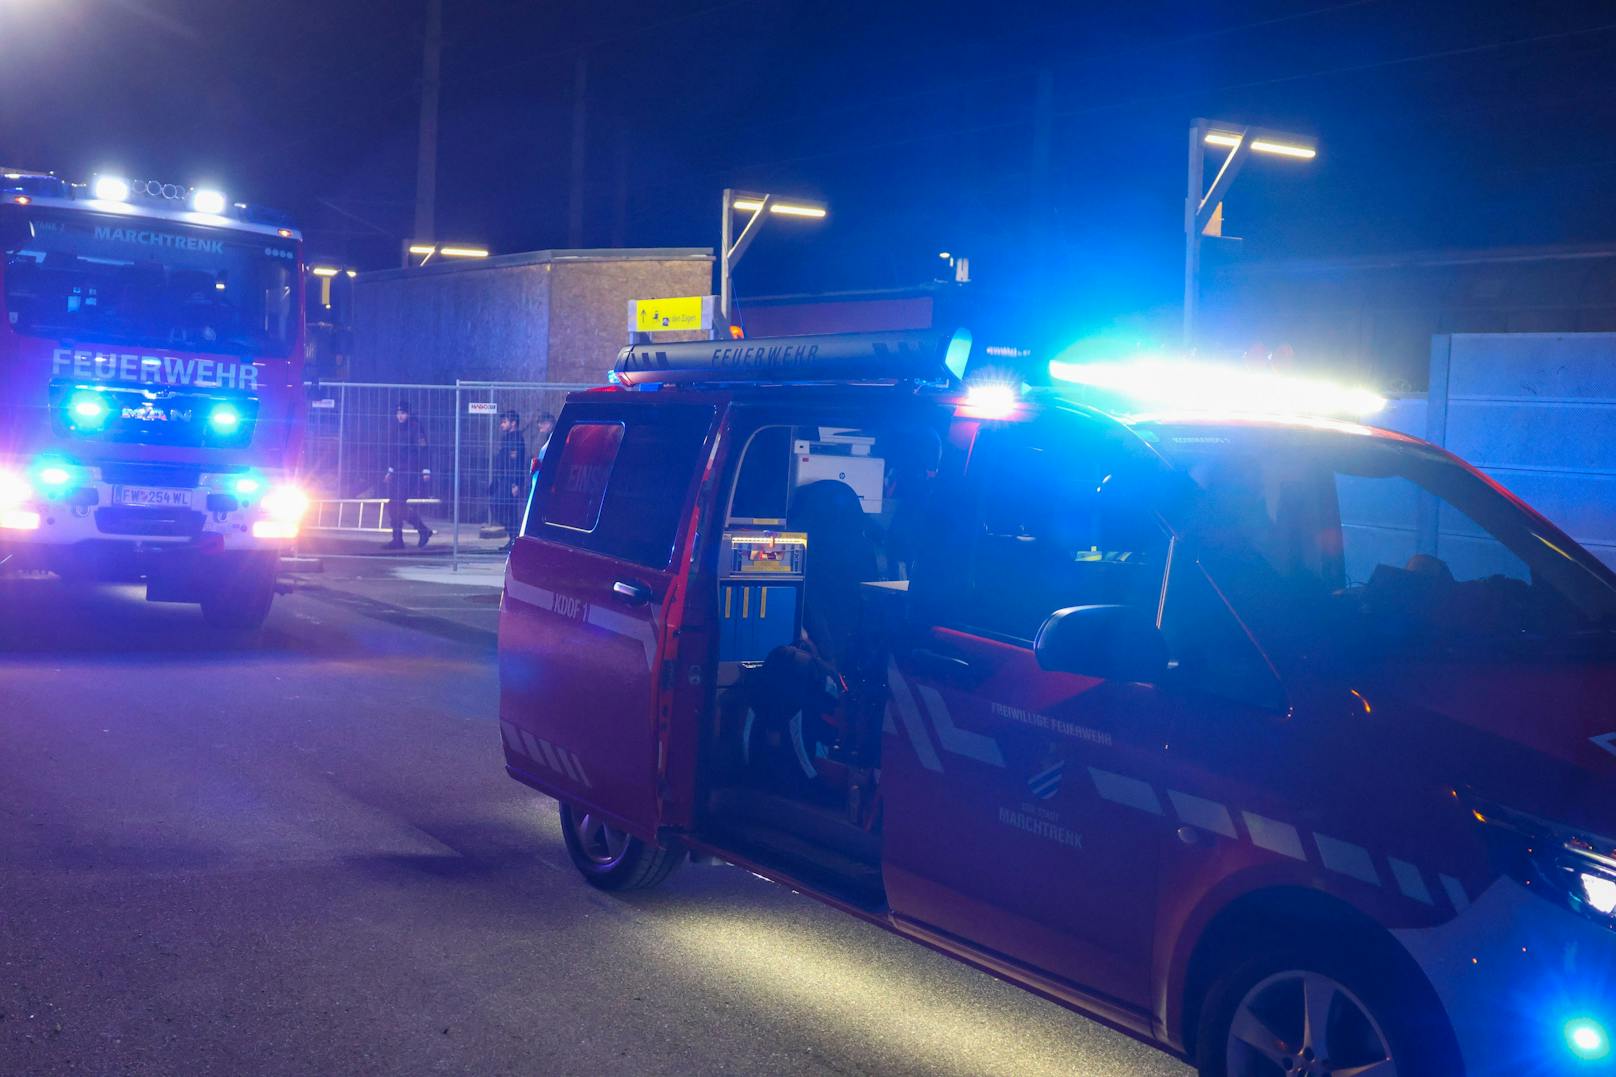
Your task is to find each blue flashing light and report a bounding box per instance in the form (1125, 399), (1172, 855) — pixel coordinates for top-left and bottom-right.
(232, 476), (261, 496)
(37, 465), (71, 488)
(208, 404), (241, 433)
(68, 392), (110, 428)
(1566, 1018), (1611, 1061)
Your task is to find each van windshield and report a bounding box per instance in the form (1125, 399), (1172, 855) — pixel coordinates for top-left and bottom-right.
(1150, 425), (1616, 660)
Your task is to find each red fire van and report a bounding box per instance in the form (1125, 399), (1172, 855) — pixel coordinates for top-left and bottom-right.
(498, 330), (1616, 1076)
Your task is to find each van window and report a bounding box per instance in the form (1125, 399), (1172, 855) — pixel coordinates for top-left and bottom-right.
(540, 421), (623, 532)
(729, 426), (793, 521)
(1157, 428), (1616, 658)
(952, 423), (1169, 643)
(530, 405), (715, 568)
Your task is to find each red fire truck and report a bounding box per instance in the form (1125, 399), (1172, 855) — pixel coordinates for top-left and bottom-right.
(0, 169), (309, 628)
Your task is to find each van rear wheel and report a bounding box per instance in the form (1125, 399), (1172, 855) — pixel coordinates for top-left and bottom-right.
(558, 802), (683, 891)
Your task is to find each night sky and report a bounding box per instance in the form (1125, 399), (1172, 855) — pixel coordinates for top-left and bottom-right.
(5, 0), (1616, 341)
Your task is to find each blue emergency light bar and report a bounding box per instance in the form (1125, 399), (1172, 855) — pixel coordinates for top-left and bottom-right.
(612, 328), (975, 388)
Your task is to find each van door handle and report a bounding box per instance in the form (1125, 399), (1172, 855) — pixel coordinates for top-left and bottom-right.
(612, 579), (652, 605)
(909, 648), (972, 676)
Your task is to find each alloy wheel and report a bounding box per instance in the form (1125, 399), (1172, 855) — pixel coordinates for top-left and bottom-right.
(1226, 970), (1397, 1077)
(571, 811), (631, 866)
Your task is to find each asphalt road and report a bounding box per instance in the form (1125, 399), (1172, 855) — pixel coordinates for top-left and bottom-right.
(0, 571), (1192, 1077)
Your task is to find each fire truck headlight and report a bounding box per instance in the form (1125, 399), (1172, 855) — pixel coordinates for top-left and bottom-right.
(0, 509), (41, 531)
(261, 485), (308, 522)
(92, 175), (130, 202)
(190, 188), (227, 215)
(0, 470), (34, 510)
(68, 392), (110, 429)
(36, 465), (71, 489)
(208, 404), (242, 433)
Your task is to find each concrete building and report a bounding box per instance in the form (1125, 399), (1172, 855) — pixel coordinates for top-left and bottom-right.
(350, 247), (714, 385)
(1201, 243), (1616, 391)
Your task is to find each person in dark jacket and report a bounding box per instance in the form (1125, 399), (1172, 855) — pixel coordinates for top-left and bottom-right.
(491, 409), (528, 553)
(534, 410), (557, 462)
(383, 400), (433, 549)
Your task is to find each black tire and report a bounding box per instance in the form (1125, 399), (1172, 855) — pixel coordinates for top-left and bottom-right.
(557, 802), (683, 891)
(1195, 935), (1462, 1077)
(199, 554), (277, 630)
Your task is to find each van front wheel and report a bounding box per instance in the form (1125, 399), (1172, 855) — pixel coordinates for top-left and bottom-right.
(1195, 940), (1459, 1077)
(558, 802), (683, 891)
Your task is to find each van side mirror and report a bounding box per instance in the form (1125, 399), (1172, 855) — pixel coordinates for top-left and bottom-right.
(1033, 605), (1170, 684)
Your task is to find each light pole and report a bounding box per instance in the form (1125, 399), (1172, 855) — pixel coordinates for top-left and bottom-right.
(1184, 118), (1316, 347)
(718, 188), (827, 337)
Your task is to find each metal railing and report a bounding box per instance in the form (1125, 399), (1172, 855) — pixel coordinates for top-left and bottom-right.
(299, 380), (592, 565)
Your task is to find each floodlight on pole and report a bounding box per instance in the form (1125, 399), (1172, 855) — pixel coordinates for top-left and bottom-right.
(1203, 131), (1317, 159)
(402, 242), (490, 267)
(731, 197), (827, 218)
(718, 188), (827, 336)
(1184, 118), (1316, 347)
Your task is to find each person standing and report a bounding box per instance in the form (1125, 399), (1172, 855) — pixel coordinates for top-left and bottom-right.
(383, 400), (433, 550)
(534, 411), (557, 462)
(491, 409), (528, 553)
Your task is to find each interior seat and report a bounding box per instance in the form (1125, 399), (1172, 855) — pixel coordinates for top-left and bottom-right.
(788, 479), (880, 668)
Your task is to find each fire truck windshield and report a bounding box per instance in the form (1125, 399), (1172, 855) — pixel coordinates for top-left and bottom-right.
(0, 205), (298, 358)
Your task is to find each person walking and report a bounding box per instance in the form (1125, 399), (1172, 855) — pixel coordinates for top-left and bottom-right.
(491, 409), (528, 553)
(383, 400), (433, 550)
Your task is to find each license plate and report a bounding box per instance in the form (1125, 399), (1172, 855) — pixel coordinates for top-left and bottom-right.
(114, 486), (193, 509)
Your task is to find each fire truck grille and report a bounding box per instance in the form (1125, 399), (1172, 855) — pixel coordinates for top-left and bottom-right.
(94, 507), (206, 538)
(98, 463), (203, 489)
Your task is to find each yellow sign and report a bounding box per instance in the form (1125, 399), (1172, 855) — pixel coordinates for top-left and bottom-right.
(632, 295), (711, 333)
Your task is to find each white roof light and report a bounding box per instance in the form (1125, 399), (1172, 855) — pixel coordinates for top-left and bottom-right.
(191, 188), (227, 215)
(92, 175), (130, 202)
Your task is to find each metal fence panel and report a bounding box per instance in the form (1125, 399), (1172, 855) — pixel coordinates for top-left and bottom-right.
(299, 380), (591, 564)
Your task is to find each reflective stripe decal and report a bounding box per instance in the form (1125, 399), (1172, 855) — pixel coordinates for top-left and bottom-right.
(1440, 873), (1470, 912)
(505, 576), (659, 670)
(1242, 812), (1306, 861)
(1086, 764), (1468, 912)
(887, 661), (943, 773)
(585, 603), (659, 671)
(1167, 789), (1237, 838)
(917, 684), (1005, 767)
(535, 737), (564, 775)
(1314, 833), (1381, 886)
(503, 723), (595, 790)
(1090, 767), (1164, 815)
(551, 741), (582, 783)
(1390, 857), (1435, 905)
